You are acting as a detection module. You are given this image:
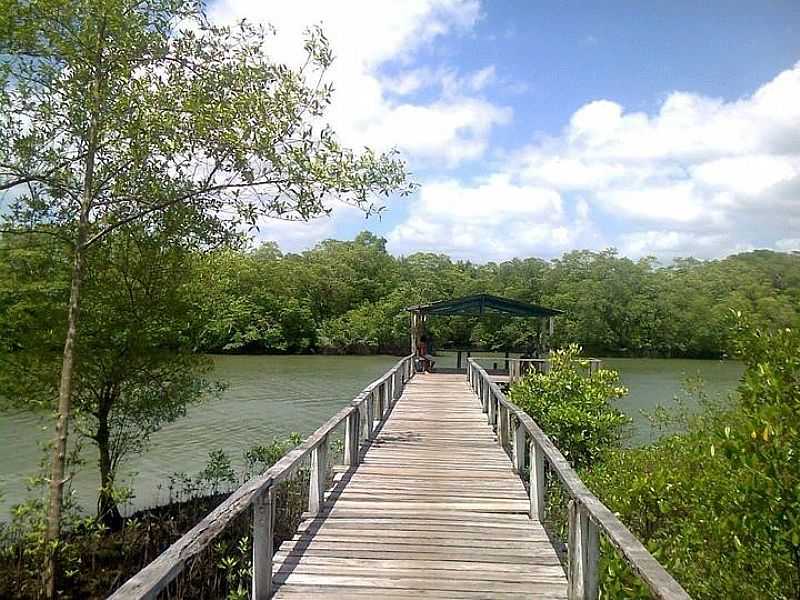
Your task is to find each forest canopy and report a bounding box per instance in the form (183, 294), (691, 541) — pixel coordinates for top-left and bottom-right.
(190, 235), (800, 358)
(7, 230), (794, 359)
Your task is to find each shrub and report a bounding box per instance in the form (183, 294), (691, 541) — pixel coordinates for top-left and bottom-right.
(585, 317), (800, 599)
(508, 344), (630, 469)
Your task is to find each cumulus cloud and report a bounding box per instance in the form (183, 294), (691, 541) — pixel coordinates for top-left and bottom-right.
(390, 60), (800, 260)
(208, 0), (509, 166)
(387, 175), (600, 260)
(519, 62), (800, 239)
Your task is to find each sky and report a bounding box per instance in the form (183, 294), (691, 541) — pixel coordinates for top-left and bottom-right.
(209, 0), (800, 262)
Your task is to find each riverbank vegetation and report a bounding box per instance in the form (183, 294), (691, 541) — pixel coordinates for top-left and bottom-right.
(510, 316), (800, 598)
(190, 237), (799, 357)
(0, 436), (307, 599)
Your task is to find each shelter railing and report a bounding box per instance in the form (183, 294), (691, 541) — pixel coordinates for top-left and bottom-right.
(109, 355), (416, 600)
(467, 358), (691, 600)
(472, 356), (602, 382)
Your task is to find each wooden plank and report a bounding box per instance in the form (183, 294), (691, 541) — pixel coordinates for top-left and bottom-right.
(273, 573), (568, 595)
(271, 372), (567, 599)
(273, 584), (567, 599)
(273, 554), (563, 575)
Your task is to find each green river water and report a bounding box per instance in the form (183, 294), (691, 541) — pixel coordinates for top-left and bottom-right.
(0, 354), (742, 518)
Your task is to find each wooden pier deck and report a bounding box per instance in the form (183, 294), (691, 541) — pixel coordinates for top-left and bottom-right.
(271, 373), (567, 599)
(111, 356), (691, 600)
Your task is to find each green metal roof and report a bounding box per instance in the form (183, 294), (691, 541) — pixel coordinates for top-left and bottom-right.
(406, 294), (563, 318)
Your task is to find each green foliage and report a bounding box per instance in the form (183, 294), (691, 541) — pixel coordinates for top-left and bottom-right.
(0, 1), (413, 239)
(0, 224), (223, 525)
(184, 239), (800, 358)
(196, 450), (237, 496)
(0, 443), (104, 597)
(585, 318), (800, 599)
(1, 435), (306, 599)
(509, 345), (630, 469)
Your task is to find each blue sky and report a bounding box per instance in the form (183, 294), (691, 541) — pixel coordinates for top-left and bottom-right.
(209, 0), (800, 261)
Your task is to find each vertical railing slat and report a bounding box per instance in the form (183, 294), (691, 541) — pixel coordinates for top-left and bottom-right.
(344, 407), (360, 467)
(366, 389), (375, 439)
(568, 501), (599, 600)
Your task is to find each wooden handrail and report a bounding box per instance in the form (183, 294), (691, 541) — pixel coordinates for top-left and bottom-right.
(110, 355), (416, 600)
(467, 358), (691, 600)
(472, 356), (602, 381)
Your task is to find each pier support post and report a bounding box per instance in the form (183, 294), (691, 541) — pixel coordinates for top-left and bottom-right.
(252, 487), (274, 600)
(568, 501), (599, 600)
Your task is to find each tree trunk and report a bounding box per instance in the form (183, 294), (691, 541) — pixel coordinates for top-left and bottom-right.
(43, 120), (97, 600)
(96, 396), (123, 530)
(96, 422), (122, 531)
(43, 242), (86, 598)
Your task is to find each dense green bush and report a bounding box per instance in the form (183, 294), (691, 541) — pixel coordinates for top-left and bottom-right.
(585, 317), (800, 599)
(508, 345), (630, 469)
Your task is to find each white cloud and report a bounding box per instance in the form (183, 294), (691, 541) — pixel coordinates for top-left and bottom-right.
(392, 60), (800, 260)
(618, 230), (732, 259)
(387, 175), (600, 260)
(466, 65), (496, 92)
(207, 1), (800, 260)
(776, 238), (800, 251)
(208, 0), (509, 166)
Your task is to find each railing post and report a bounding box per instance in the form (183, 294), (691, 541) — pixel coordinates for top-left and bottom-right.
(503, 405), (511, 450)
(252, 487), (274, 600)
(568, 500), (599, 600)
(344, 408), (360, 467)
(513, 419), (525, 473)
(488, 389), (496, 428)
(309, 434), (328, 514)
(378, 382), (385, 417)
(366, 389), (375, 439)
(529, 439), (545, 521)
(498, 404), (508, 448)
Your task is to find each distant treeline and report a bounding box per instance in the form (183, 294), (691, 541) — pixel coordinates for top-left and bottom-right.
(188, 232), (800, 358)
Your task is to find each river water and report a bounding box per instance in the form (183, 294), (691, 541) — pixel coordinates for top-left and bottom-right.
(0, 354), (742, 518)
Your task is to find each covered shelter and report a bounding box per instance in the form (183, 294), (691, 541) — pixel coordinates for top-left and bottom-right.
(406, 293), (563, 372)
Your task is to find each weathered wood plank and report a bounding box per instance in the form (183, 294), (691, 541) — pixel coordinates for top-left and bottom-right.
(272, 372), (567, 600)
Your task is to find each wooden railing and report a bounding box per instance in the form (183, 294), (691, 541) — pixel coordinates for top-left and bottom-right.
(467, 358), (691, 600)
(109, 355), (416, 600)
(472, 356), (602, 382)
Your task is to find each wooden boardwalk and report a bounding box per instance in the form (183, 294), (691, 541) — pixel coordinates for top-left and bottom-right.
(271, 373), (567, 599)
